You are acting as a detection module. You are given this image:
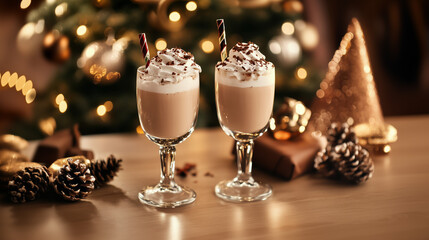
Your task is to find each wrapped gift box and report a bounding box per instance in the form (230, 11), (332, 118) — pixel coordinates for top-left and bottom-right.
(234, 133), (321, 180)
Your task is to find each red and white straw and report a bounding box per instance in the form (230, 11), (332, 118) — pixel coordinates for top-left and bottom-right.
(216, 19), (227, 62)
(138, 33), (150, 67)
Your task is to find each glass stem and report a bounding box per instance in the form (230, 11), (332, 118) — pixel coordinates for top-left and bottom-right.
(235, 140), (254, 183)
(159, 145), (177, 188)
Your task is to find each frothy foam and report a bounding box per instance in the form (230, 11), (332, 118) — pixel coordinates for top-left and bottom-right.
(137, 48), (201, 93)
(216, 42), (274, 83)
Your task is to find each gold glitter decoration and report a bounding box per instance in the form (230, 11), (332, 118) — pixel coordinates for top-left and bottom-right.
(0, 150), (29, 167)
(269, 97), (311, 140)
(89, 64), (107, 84)
(354, 123), (397, 154)
(106, 72), (121, 82)
(0, 135), (28, 152)
(309, 18), (385, 136)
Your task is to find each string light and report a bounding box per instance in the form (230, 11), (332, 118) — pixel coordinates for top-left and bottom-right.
(20, 0), (31, 9)
(383, 145), (391, 153)
(55, 3), (67, 17)
(8, 73), (18, 88)
(281, 22), (294, 35)
(186, 1), (197, 11)
(22, 80), (33, 95)
(104, 101), (113, 112)
(155, 38), (167, 51)
(169, 11), (181, 22)
(55, 93), (64, 105)
(136, 126), (144, 134)
(55, 93), (68, 113)
(1, 71), (37, 104)
(97, 105), (107, 116)
(296, 102), (306, 115)
(1, 71), (10, 87)
(16, 76), (26, 91)
(59, 101), (67, 113)
(201, 40), (214, 53)
(296, 67), (307, 80)
(76, 25), (87, 37)
(39, 117), (56, 136)
(25, 88), (36, 104)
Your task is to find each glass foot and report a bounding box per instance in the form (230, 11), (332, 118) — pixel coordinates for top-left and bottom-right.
(215, 179), (272, 202)
(138, 184), (196, 208)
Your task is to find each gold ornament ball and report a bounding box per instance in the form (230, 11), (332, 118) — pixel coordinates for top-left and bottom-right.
(42, 31), (71, 63)
(354, 123), (397, 155)
(77, 39), (125, 84)
(269, 97), (311, 141)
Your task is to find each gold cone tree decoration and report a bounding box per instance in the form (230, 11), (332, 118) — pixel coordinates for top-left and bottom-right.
(309, 18), (384, 134)
(309, 18), (396, 153)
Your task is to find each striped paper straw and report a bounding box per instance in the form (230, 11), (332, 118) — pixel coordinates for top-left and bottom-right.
(216, 19), (227, 62)
(138, 33), (150, 67)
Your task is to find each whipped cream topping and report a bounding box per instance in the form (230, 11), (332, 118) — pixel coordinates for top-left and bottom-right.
(216, 42), (274, 81)
(142, 48), (201, 84)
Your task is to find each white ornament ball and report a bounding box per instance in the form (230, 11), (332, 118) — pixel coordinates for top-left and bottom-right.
(295, 21), (319, 51)
(269, 35), (301, 67)
(16, 20), (45, 56)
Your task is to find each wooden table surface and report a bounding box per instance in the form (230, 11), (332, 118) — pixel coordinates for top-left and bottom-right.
(1, 115), (429, 240)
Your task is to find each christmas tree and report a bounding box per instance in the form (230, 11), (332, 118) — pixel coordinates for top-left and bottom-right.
(12, 0), (322, 139)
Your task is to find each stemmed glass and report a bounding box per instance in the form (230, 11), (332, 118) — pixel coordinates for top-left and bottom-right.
(214, 67), (275, 202)
(136, 66), (199, 208)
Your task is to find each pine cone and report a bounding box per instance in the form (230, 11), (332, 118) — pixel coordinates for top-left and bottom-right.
(333, 142), (374, 184)
(326, 123), (357, 148)
(8, 166), (50, 203)
(90, 155), (122, 188)
(314, 149), (340, 178)
(52, 158), (95, 201)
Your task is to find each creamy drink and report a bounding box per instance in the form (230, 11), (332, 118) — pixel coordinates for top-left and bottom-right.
(137, 48), (201, 139)
(136, 46), (201, 208)
(214, 41), (275, 202)
(215, 42), (275, 134)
